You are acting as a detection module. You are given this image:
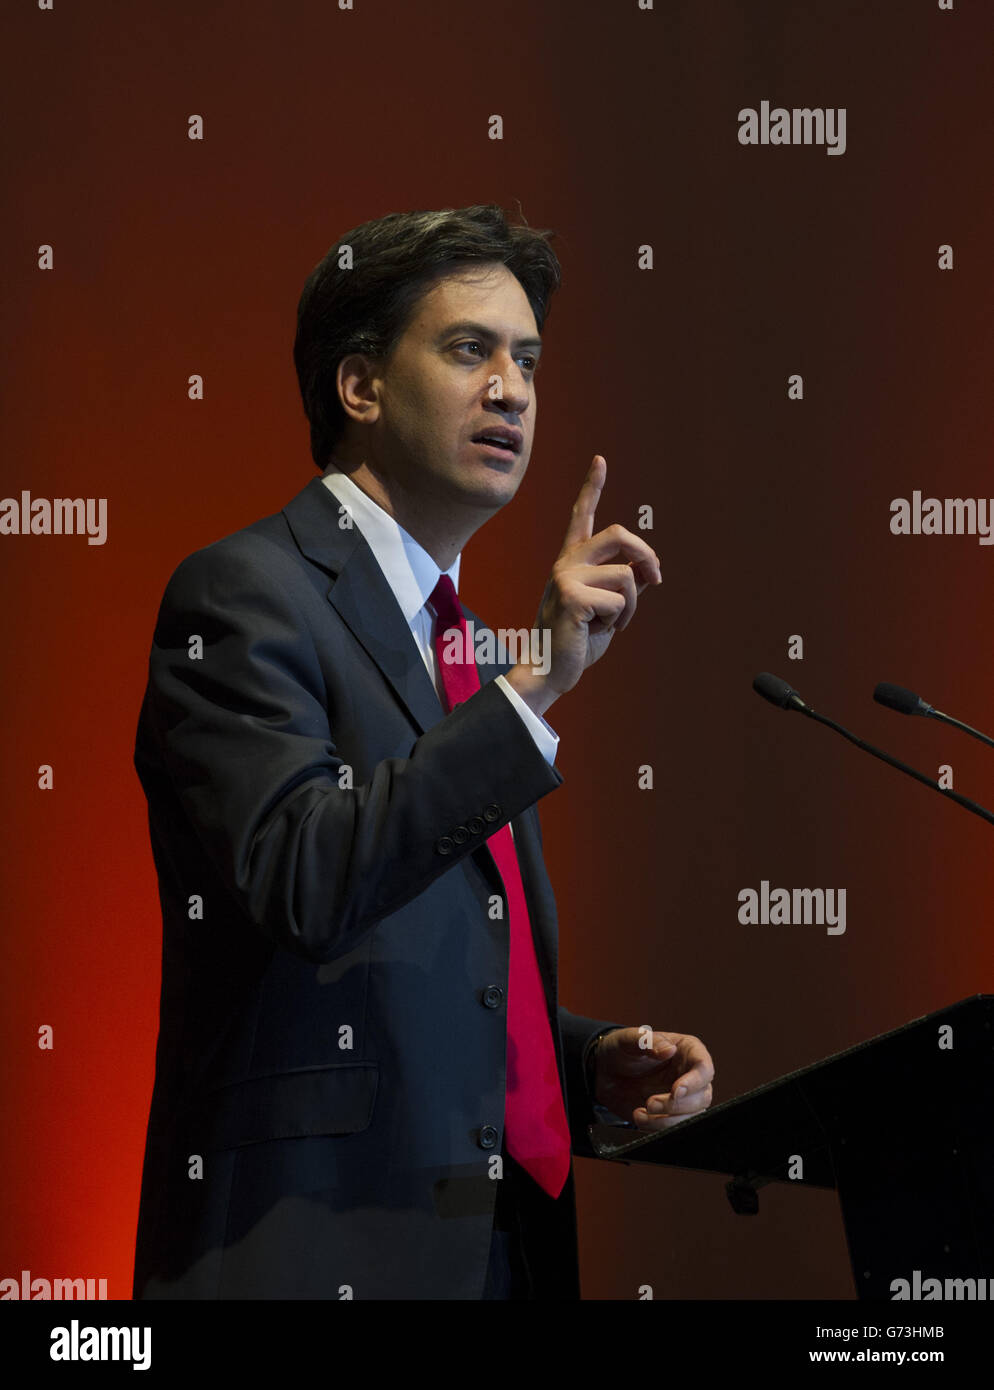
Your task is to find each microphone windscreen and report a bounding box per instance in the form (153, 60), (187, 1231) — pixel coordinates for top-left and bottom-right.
(753, 672), (796, 709)
(873, 682), (923, 715)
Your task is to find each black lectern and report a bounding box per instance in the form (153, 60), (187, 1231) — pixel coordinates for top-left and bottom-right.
(589, 995), (994, 1299)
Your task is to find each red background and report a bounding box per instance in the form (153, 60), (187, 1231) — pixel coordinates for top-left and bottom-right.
(2, 0), (991, 1299)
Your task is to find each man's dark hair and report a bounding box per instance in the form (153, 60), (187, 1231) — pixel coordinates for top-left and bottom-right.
(293, 203), (562, 471)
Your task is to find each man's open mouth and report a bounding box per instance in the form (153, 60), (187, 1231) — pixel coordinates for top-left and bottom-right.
(471, 428), (521, 455)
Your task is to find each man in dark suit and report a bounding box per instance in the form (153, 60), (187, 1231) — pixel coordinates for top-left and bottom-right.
(132, 204), (714, 1300)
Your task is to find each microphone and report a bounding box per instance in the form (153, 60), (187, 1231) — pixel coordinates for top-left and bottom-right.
(752, 672), (810, 713)
(873, 681), (994, 750)
(873, 682), (933, 718)
(752, 672), (994, 829)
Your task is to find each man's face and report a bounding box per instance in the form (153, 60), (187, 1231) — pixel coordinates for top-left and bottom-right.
(355, 261), (542, 516)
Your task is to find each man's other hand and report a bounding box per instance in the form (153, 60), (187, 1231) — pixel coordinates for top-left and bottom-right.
(593, 1027), (715, 1132)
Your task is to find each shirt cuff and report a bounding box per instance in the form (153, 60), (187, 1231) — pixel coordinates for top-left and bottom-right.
(494, 674), (559, 766)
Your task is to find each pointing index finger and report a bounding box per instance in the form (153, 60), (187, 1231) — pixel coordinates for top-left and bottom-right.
(562, 455), (606, 551)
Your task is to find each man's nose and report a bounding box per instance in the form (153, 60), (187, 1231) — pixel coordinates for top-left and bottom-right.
(488, 355), (531, 410)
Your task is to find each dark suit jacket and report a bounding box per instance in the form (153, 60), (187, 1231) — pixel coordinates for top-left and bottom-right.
(132, 474), (622, 1299)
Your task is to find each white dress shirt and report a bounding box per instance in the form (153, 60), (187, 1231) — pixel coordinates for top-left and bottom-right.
(319, 466), (559, 765)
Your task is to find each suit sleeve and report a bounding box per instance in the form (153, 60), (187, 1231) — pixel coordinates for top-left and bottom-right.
(558, 1008), (629, 1157)
(136, 539), (564, 965)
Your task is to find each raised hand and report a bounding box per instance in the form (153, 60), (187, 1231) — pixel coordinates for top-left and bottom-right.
(506, 456), (661, 715)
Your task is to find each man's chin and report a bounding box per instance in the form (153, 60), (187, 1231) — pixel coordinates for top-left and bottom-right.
(449, 465), (524, 512)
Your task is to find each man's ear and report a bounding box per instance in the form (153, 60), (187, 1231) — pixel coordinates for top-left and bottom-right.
(337, 353), (383, 428)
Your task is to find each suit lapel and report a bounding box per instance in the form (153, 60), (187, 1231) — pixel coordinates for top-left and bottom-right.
(283, 477), (445, 734)
(282, 475), (520, 719)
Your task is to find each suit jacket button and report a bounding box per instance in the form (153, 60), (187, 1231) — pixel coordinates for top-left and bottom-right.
(483, 803), (501, 822)
(467, 816), (485, 835)
(452, 825), (470, 845)
(435, 836), (455, 855)
(482, 985), (504, 1009)
(478, 1125), (500, 1149)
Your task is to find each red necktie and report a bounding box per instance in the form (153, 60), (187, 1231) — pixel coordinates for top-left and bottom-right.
(429, 574), (570, 1199)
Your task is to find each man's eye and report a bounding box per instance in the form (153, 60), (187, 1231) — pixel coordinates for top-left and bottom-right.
(454, 343), (537, 373)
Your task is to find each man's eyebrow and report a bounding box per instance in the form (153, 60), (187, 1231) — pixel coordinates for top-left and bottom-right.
(437, 320), (543, 350)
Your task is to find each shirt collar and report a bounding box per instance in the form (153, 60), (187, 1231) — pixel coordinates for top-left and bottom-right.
(319, 464), (461, 622)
